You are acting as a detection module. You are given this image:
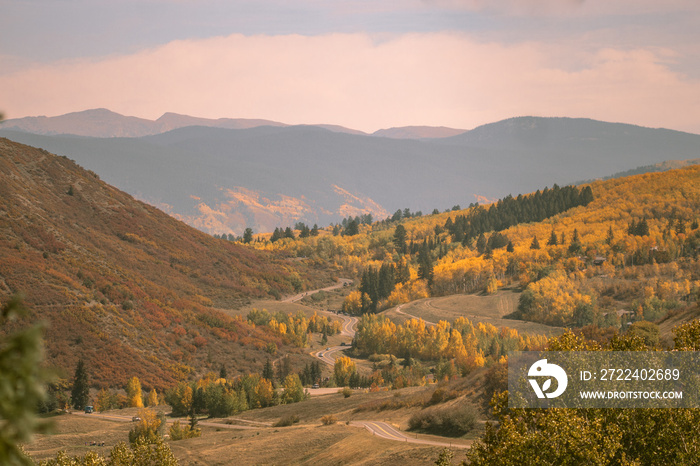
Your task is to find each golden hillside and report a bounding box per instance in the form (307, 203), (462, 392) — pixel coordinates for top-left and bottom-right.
(257, 166), (700, 337)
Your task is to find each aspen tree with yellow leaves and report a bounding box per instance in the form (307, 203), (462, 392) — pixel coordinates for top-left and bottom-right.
(126, 376), (144, 408)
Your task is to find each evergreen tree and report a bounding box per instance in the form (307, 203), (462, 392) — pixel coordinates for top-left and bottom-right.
(378, 263), (396, 300)
(263, 358), (274, 382)
(344, 219), (359, 236)
(310, 224), (320, 236)
(393, 224), (407, 254)
(418, 240), (433, 283)
(310, 361), (321, 385)
(396, 258), (411, 284)
(71, 359), (90, 410)
(568, 228), (582, 254)
(547, 229), (558, 246)
(284, 227), (295, 239)
(243, 228), (253, 243)
(270, 228), (282, 242)
(637, 217), (650, 236)
(506, 241), (514, 253)
(530, 235), (540, 250)
(476, 233), (487, 254)
(487, 232), (509, 249)
(219, 364), (227, 379)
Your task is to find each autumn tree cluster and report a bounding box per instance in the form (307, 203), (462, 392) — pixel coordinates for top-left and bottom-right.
(353, 314), (546, 375)
(247, 309), (341, 347)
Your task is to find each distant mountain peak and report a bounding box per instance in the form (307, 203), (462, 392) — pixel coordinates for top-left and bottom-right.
(373, 125), (467, 139)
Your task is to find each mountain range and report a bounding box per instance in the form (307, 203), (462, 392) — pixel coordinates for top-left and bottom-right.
(0, 108), (460, 139)
(2, 110), (699, 236)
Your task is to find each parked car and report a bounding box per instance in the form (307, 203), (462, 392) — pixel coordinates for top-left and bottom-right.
(84, 406), (93, 414)
(312, 384), (320, 389)
(132, 416), (141, 422)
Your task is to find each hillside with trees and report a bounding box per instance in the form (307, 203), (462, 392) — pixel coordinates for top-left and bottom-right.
(0, 138), (331, 389)
(255, 166), (700, 338)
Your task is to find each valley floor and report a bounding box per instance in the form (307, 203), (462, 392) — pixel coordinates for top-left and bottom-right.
(27, 398), (472, 465)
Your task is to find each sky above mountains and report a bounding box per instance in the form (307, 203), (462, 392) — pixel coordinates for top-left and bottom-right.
(2, 0), (699, 133)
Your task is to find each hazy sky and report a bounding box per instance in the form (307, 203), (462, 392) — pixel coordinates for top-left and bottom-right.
(2, 0), (699, 133)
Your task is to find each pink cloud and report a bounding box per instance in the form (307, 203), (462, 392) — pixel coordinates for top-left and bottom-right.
(1, 32), (698, 133)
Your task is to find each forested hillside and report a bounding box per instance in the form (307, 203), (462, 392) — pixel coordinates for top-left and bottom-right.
(0, 138), (329, 388)
(255, 166), (700, 335)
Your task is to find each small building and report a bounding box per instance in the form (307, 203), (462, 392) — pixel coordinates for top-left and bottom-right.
(593, 256), (607, 266)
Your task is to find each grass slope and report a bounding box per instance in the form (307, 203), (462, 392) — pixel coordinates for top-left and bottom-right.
(384, 289), (564, 337)
(0, 138), (331, 388)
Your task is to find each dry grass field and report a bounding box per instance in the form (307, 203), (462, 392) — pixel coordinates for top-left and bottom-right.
(25, 386), (472, 465)
(384, 289), (565, 337)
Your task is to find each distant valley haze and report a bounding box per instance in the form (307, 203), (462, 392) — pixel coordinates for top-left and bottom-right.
(2, 109), (699, 236)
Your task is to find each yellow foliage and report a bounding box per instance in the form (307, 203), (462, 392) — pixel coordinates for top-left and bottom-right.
(126, 376), (143, 408)
(146, 389), (159, 407)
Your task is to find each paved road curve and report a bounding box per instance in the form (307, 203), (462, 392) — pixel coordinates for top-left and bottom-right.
(310, 314), (357, 366)
(313, 345), (347, 366)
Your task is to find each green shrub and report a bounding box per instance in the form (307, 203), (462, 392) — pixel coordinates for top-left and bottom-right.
(169, 420), (201, 441)
(273, 414), (300, 427)
(408, 402), (477, 437)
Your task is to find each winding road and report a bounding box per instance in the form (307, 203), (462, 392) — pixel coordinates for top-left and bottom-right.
(311, 313), (357, 366)
(74, 283), (470, 452)
(283, 278), (353, 303)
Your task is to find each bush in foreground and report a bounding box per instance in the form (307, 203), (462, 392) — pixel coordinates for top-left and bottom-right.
(39, 436), (178, 465)
(408, 402), (477, 437)
(169, 420), (202, 441)
(321, 415), (337, 425)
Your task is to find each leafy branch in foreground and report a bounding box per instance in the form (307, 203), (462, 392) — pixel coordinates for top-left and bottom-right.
(0, 296), (50, 466)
